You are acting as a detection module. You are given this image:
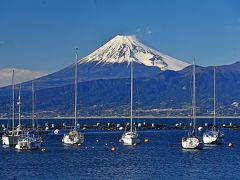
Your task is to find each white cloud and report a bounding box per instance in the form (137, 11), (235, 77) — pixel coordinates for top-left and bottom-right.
(146, 27), (152, 35)
(0, 68), (47, 87)
(136, 26), (153, 39)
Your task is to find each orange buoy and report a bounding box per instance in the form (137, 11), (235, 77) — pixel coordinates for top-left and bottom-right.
(111, 147), (116, 152)
(144, 139), (149, 143)
(228, 143), (233, 147)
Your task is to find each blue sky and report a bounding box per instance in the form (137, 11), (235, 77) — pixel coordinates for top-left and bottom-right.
(0, 0), (240, 73)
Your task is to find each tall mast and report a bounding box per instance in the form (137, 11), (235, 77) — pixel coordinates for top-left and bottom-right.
(32, 81), (35, 129)
(213, 66), (216, 130)
(12, 70), (15, 132)
(192, 62), (196, 131)
(18, 84), (21, 127)
(74, 48), (78, 128)
(130, 60), (133, 132)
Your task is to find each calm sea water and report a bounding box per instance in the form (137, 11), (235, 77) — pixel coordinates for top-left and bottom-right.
(1, 119), (240, 179)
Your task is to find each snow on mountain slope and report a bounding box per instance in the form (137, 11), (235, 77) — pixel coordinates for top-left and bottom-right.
(80, 35), (189, 71)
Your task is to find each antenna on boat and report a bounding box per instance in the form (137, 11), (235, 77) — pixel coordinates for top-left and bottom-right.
(18, 84), (21, 127)
(32, 80), (35, 129)
(213, 66), (216, 130)
(74, 48), (78, 129)
(12, 69), (15, 132)
(130, 59), (133, 132)
(192, 60), (196, 133)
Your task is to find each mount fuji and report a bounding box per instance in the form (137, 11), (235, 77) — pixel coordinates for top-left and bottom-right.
(21, 35), (190, 90)
(80, 35), (189, 71)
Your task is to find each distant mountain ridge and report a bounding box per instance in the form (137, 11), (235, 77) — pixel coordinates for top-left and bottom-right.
(0, 62), (240, 117)
(0, 35), (239, 117)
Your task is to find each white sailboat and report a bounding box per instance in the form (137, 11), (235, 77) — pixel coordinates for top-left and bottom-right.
(182, 63), (203, 149)
(2, 70), (19, 146)
(62, 49), (84, 145)
(15, 133), (43, 150)
(203, 66), (224, 144)
(15, 81), (43, 150)
(120, 60), (140, 145)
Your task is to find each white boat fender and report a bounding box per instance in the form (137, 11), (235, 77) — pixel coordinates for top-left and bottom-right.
(54, 129), (59, 135)
(40, 148), (46, 152)
(119, 127), (124, 130)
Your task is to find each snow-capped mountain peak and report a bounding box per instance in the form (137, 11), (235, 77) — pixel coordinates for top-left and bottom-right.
(80, 35), (189, 71)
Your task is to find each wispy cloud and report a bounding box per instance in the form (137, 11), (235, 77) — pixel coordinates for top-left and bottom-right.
(146, 27), (152, 35)
(136, 26), (153, 39)
(0, 68), (47, 87)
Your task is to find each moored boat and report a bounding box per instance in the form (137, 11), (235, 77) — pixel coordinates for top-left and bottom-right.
(62, 49), (84, 145)
(203, 67), (224, 144)
(182, 62), (203, 149)
(120, 60), (140, 145)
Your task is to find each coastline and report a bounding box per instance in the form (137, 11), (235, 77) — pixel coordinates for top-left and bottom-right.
(0, 115), (240, 120)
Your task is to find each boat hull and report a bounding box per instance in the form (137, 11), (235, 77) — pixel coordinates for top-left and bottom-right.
(182, 137), (203, 149)
(2, 135), (19, 146)
(203, 131), (224, 144)
(15, 135), (43, 150)
(15, 140), (42, 150)
(62, 130), (84, 145)
(121, 132), (140, 145)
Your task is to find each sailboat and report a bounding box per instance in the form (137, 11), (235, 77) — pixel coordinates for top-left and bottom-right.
(203, 66), (224, 144)
(15, 81), (43, 150)
(62, 49), (84, 145)
(120, 60), (140, 145)
(182, 63), (203, 149)
(2, 70), (19, 146)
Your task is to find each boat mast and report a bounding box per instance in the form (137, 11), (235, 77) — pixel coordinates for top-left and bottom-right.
(32, 81), (35, 129)
(192, 62), (196, 132)
(74, 48), (78, 129)
(18, 84), (21, 127)
(130, 60), (133, 132)
(213, 66), (216, 130)
(12, 70), (15, 132)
